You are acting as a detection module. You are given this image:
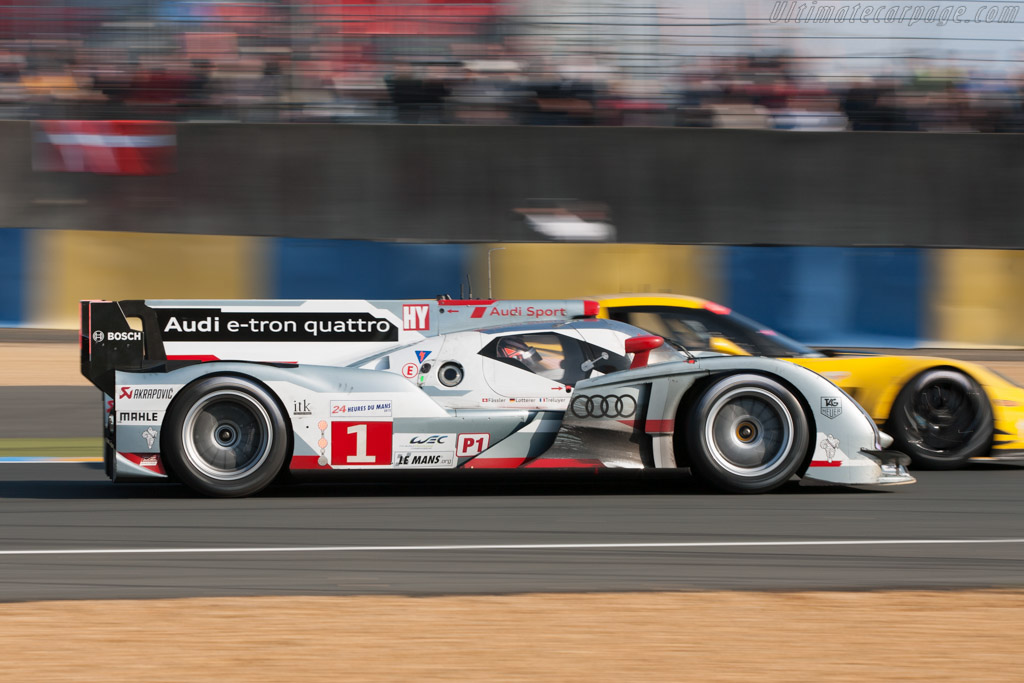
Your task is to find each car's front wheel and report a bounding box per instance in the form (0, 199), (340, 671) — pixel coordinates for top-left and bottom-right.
(686, 374), (809, 493)
(887, 369), (992, 470)
(162, 375), (290, 497)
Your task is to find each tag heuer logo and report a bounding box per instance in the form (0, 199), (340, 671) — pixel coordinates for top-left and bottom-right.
(820, 396), (842, 419)
(92, 330), (104, 343)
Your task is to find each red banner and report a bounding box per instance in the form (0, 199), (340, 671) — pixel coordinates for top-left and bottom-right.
(32, 120), (176, 175)
(309, 0), (500, 36)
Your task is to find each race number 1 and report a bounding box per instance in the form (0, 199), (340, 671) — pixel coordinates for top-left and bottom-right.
(331, 421), (392, 466)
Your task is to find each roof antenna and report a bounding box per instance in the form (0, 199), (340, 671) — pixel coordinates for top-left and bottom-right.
(466, 274), (473, 299)
(487, 246), (505, 298)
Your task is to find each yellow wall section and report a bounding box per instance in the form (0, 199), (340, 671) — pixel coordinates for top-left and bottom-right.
(475, 244), (723, 301)
(28, 230), (267, 328)
(932, 249), (1024, 346)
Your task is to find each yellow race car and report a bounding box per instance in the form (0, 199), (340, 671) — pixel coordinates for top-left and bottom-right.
(596, 294), (1024, 469)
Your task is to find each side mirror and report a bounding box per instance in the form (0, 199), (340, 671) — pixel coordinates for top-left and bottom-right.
(708, 336), (750, 356)
(625, 335), (664, 369)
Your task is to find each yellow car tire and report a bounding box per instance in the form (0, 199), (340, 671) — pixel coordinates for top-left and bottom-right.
(886, 369), (993, 470)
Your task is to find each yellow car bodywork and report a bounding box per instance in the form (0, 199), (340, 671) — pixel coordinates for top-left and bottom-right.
(595, 294), (1024, 458)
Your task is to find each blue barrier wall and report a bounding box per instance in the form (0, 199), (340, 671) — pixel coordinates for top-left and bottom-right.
(272, 239), (471, 300)
(726, 247), (925, 347)
(0, 229), (24, 326)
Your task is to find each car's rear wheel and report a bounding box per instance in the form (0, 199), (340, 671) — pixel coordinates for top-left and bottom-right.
(163, 375), (289, 497)
(686, 374), (809, 493)
(887, 369), (992, 470)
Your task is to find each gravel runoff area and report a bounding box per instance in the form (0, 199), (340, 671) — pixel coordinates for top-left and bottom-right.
(1, 592), (1022, 681)
(0, 343), (89, 386)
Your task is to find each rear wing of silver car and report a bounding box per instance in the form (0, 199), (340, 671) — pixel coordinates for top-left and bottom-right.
(80, 298), (598, 396)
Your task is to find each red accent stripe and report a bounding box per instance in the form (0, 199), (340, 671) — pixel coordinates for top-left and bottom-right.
(809, 460), (842, 467)
(645, 419), (674, 433)
(167, 356), (297, 365)
(443, 300), (497, 306)
(616, 419), (674, 433)
(290, 455), (332, 470)
(470, 307), (487, 318)
(120, 452), (166, 475)
(464, 457), (526, 469)
(523, 458), (604, 469)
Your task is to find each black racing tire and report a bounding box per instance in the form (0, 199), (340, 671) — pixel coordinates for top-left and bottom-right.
(686, 374), (809, 494)
(886, 369), (993, 470)
(162, 375), (290, 497)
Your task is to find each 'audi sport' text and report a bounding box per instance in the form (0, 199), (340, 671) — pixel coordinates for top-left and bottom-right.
(471, 305), (568, 319)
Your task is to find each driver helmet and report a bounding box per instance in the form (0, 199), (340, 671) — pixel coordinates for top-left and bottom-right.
(499, 337), (544, 371)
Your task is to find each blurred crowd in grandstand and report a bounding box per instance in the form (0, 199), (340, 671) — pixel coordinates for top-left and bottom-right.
(2, 0), (1022, 132)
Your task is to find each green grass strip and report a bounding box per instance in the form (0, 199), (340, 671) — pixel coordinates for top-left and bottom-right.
(0, 437), (103, 460)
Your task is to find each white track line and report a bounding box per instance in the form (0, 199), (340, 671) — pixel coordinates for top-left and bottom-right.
(2, 538), (1024, 556)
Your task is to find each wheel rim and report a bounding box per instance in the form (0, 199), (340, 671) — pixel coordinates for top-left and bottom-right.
(181, 390), (273, 480)
(704, 387), (795, 476)
(901, 377), (984, 453)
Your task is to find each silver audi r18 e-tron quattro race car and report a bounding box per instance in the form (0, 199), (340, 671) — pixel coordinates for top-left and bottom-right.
(80, 298), (914, 497)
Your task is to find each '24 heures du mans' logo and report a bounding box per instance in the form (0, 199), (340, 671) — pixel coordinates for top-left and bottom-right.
(571, 394), (637, 419)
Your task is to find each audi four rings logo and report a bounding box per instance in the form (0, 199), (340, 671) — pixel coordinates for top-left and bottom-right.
(571, 394), (637, 418)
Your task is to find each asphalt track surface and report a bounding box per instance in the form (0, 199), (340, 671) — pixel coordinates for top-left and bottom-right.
(2, 343), (1023, 601)
(0, 387), (99, 438)
(1, 461), (1022, 601)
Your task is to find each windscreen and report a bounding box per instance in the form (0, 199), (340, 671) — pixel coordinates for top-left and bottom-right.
(610, 306), (821, 358)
